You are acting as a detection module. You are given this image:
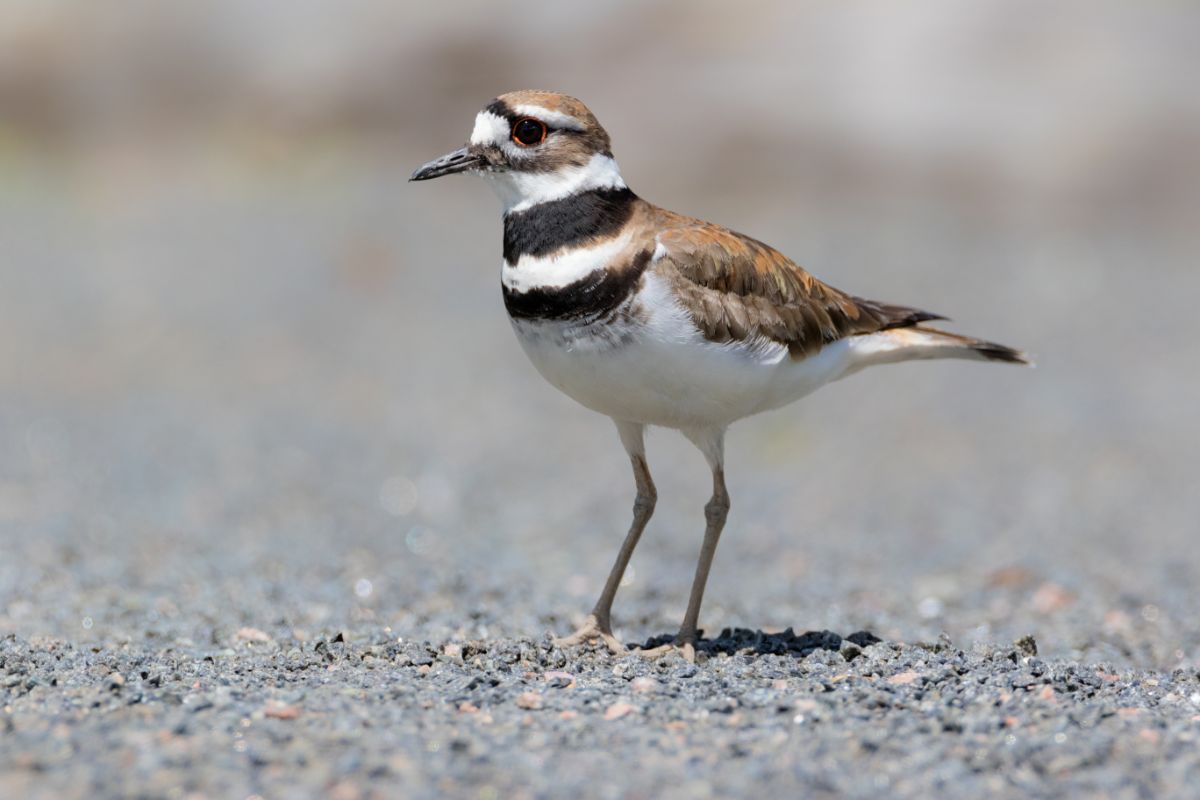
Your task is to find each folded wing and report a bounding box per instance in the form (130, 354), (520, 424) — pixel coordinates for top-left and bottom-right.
(654, 214), (944, 358)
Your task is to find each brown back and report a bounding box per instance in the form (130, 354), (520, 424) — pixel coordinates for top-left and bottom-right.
(649, 206), (943, 358)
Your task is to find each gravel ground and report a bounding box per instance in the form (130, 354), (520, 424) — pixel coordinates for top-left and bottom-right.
(4, 628), (1200, 799)
(3, 10), (1200, 791)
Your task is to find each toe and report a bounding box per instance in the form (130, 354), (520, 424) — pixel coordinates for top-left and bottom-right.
(554, 615), (625, 654)
(601, 634), (627, 655)
(633, 643), (676, 660)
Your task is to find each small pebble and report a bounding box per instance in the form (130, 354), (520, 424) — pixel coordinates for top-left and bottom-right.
(630, 677), (660, 695)
(263, 703), (300, 720)
(604, 702), (636, 721)
(236, 627), (272, 644)
(515, 692), (543, 710)
(543, 671), (575, 688)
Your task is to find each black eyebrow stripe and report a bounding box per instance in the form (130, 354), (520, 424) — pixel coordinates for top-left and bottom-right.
(484, 99), (515, 122)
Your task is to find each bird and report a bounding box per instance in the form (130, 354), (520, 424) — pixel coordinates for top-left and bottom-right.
(411, 90), (1028, 662)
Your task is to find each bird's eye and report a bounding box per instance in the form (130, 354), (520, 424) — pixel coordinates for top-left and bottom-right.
(512, 118), (547, 147)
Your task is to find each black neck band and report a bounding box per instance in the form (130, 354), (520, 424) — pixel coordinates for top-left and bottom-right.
(502, 187), (636, 263)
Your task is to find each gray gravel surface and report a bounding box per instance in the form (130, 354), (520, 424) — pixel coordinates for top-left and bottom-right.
(4, 3), (1200, 797)
(3, 629), (1200, 799)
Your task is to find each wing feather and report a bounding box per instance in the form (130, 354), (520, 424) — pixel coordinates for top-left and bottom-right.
(653, 212), (944, 358)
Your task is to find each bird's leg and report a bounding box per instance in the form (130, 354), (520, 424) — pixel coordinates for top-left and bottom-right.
(640, 428), (728, 663)
(554, 422), (655, 655)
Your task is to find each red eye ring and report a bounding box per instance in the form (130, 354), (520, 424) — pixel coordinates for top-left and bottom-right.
(511, 117), (547, 147)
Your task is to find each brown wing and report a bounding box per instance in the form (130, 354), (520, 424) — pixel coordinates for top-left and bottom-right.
(654, 213), (944, 358)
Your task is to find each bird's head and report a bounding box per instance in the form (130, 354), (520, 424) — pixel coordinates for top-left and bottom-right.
(410, 90), (626, 213)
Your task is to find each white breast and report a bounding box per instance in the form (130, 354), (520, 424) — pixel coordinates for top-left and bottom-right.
(508, 272), (868, 429)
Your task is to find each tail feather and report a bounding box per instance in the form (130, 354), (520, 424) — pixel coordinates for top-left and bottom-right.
(846, 324), (1032, 372)
(913, 325), (1032, 365)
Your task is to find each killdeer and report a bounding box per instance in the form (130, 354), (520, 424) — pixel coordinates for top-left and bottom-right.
(412, 90), (1028, 662)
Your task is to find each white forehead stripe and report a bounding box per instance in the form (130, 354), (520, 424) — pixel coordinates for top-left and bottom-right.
(511, 105), (585, 132)
(470, 111), (508, 145)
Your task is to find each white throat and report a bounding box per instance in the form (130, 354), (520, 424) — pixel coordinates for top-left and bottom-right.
(486, 153), (627, 214)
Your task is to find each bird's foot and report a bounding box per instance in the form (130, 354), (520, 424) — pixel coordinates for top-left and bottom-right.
(553, 614), (626, 655)
(634, 633), (698, 663)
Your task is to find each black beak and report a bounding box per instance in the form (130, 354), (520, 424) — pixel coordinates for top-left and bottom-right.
(409, 147), (482, 181)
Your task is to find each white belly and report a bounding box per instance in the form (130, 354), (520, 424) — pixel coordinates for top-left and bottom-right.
(509, 273), (861, 429)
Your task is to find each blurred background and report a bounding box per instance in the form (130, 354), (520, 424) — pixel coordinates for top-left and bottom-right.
(1, 0), (1197, 668)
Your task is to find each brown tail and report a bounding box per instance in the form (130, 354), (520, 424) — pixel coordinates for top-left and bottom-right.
(846, 325), (1033, 373)
(912, 325), (1032, 365)
(849, 298), (1029, 365)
